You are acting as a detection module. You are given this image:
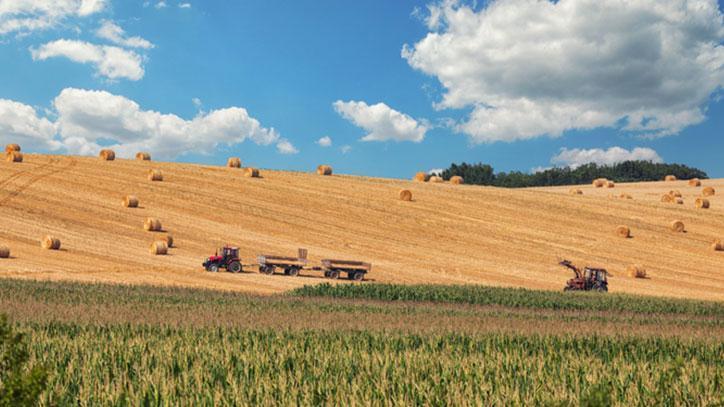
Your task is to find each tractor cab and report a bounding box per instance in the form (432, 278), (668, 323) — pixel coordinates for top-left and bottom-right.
(203, 246), (242, 273)
(560, 260), (608, 292)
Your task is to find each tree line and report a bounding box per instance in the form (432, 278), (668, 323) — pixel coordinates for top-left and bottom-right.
(440, 161), (708, 188)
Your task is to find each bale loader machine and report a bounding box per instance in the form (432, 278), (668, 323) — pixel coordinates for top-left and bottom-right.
(559, 260), (608, 292)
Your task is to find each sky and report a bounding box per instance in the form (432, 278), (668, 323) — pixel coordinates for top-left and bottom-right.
(0, 0), (723, 178)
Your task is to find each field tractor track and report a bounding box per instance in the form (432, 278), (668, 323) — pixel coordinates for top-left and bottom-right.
(0, 157), (77, 207)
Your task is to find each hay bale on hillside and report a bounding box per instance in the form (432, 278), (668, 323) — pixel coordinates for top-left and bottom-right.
(0, 246), (9, 258)
(616, 225), (631, 238)
(429, 176), (444, 183)
(450, 176), (464, 185)
(41, 236), (61, 250)
(122, 195), (139, 208)
(244, 167), (259, 178)
(592, 178), (606, 188)
(149, 241), (168, 255)
(160, 235), (173, 248)
(711, 239), (722, 251)
(136, 152), (151, 161)
(627, 265), (647, 278)
(413, 172), (429, 182)
(664, 175), (677, 181)
(695, 198), (710, 209)
(607, 181), (615, 188)
(660, 193), (674, 203)
(569, 188), (583, 195)
(702, 187), (715, 196)
(669, 190), (682, 198)
(317, 165), (333, 176)
(148, 169), (163, 181)
(99, 149), (115, 161)
(227, 157), (241, 168)
(670, 220), (685, 233)
(144, 218), (162, 232)
(6, 151), (22, 163)
(399, 189), (413, 201)
(5, 144), (20, 154)
(675, 197), (684, 205)
(688, 178), (701, 187)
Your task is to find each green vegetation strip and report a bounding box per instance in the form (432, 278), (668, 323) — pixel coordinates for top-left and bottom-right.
(291, 283), (724, 316)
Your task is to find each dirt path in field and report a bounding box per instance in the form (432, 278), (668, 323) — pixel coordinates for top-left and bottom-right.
(0, 154), (722, 300)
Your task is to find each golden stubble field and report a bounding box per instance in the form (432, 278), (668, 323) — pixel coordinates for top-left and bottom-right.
(0, 154), (722, 300)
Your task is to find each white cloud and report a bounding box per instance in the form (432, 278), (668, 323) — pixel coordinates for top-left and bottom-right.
(179, 3), (191, 9)
(40, 88), (288, 159)
(155, 1), (168, 9)
(0, 0), (106, 35)
(96, 20), (153, 49)
(30, 39), (145, 81)
(403, 0), (724, 143)
(0, 99), (60, 151)
(551, 147), (663, 168)
(428, 168), (443, 175)
(333, 100), (427, 143)
(276, 139), (298, 154)
(340, 145), (352, 154)
(316, 136), (332, 147)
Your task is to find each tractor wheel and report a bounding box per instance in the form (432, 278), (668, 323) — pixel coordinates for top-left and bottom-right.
(287, 267), (299, 277)
(208, 264), (219, 273)
(228, 261), (242, 273)
(327, 270), (340, 280)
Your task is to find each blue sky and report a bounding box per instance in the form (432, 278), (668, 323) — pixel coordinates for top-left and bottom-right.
(1, 0), (723, 178)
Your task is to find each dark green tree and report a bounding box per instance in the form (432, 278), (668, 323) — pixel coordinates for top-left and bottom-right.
(0, 314), (47, 406)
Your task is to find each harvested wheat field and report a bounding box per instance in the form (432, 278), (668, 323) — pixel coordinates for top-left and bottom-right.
(0, 154), (722, 300)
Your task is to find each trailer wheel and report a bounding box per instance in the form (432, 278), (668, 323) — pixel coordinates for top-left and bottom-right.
(260, 265), (275, 275)
(349, 271), (363, 281)
(287, 267), (299, 277)
(228, 261), (242, 273)
(327, 269), (340, 280)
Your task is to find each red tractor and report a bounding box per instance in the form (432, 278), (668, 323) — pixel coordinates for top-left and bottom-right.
(559, 260), (608, 292)
(203, 246), (242, 273)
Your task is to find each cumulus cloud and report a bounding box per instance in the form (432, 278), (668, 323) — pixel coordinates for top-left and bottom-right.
(96, 20), (154, 49)
(403, 0), (724, 143)
(0, 0), (106, 35)
(0, 99), (60, 151)
(340, 145), (352, 154)
(0, 88), (294, 159)
(30, 39), (145, 81)
(551, 147), (663, 168)
(155, 1), (168, 9)
(179, 3), (191, 9)
(316, 136), (332, 147)
(333, 100), (427, 143)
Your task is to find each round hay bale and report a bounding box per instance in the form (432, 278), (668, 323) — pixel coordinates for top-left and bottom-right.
(413, 172), (429, 182)
(41, 236), (61, 250)
(627, 265), (647, 278)
(615, 225), (631, 238)
(607, 181), (615, 188)
(711, 239), (722, 252)
(161, 235), (173, 248)
(0, 246), (9, 258)
(399, 189), (412, 201)
(592, 178), (606, 188)
(429, 176), (444, 183)
(317, 165), (333, 176)
(149, 241), (168, 255)
(702, 187), (715, 196)
(449, 176), (464, 185)
(244, 167), (259, 178)
(99, 149), (115, 161)
(688, 178), (701, 187)
(135, 152), (151, 161)
(569, 188), (583, 195)
(695, 198), (710, 209)
(148, 169), (163, 181)
(6, 151), (23, 163)
(664, 175), (677, 181)
(227, 157), (241, 168)
(675, 197), (684, 205)
(619, 193), (632, 199)
(5, 144), (20, 154)
(122, 195), (139, 208)
(670, 220), (685, 233)
(143, 218), (162, 232)
(669, 190), (682, 198)
(660, 193), (674, 203)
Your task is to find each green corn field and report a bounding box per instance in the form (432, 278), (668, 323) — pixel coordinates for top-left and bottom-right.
(1, 279), (722, 405)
